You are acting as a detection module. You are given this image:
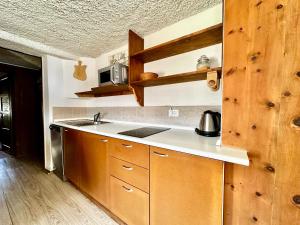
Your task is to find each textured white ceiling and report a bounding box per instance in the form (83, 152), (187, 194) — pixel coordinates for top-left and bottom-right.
(0, 0), (221, 57)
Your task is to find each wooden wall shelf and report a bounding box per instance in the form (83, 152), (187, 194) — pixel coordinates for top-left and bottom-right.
(131, 23), (223, 63)
(75, 24), (223, 105)
(75, 91), (95, 97)
(130, 68), (222, 87)
(75, 84), (133, 97)
(129, 24), (223, 106)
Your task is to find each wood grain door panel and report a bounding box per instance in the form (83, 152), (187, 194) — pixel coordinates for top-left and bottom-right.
(110, 176), (149, 225)
(80, 132), (109, 207)
(110, 156), (149, 193)
(63, 128), (81, 187)
(109, 139), (149, 169)
(150, 146), (223, 225)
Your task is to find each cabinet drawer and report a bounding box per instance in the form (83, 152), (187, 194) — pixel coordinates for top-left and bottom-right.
(110, 157), (149, 193)
(110, 176), (149, 225)
(109, 139), (149, 169)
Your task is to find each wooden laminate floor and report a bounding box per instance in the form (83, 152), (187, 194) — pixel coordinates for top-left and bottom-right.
(0, 151), (118, 225)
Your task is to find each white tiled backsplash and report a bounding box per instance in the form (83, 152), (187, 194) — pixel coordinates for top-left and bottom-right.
(53, 106), (221, 128)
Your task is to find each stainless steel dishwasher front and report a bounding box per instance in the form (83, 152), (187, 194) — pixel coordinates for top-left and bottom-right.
(49, 124), (66, 181)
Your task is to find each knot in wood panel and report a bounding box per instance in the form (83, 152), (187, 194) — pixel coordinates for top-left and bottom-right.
(283, 91), (291, 97)
(293, 195), (300, 205)
(252, 216), (258, 222)
(292, 117), (300, 127)
(226, 67), (237, 76)
(250, 55), (257, 62)
(252, 124), (257, 130)
(265, 164), (275, 173)
(255, 192), (262, 197)
(228, 30), (235, 35)
(249, 52), (261, 63)
(276, 4), (283, 9)
(256, 1), (263, 7)
(230, 184), (235, 191)
(296, 71), (300, 78)
(266, 101), (275, 108)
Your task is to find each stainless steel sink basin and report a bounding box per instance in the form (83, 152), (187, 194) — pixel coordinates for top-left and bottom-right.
(62, 119), (110, 127)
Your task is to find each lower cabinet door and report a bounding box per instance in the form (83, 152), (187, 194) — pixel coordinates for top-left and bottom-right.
(110, 176), (149, 225)
(80, 132), (109, 207)
(63, 128), (81, 187)
(150, 147), (223, 225)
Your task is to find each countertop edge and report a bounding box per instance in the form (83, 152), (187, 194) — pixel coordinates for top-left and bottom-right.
(52, 121), (249, 166)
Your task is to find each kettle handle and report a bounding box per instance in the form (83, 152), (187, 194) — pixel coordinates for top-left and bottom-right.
(214, 112), (221, 131)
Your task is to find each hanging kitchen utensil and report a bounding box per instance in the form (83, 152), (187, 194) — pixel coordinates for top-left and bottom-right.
(207, 71), (219, 91)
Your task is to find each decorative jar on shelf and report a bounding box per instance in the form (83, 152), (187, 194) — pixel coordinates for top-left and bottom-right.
(196, 55), (210, 71)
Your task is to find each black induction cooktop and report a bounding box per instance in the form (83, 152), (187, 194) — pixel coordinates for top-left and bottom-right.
(118, 127), (170, 138)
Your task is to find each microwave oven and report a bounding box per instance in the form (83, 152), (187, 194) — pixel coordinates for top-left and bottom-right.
(98, 63), (128, 86)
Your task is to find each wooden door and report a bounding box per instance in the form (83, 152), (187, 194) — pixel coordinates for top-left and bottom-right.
(0, 75), (12, 154)
(150, 147), (223, 225)
(63, 128), (81, 187)
(80, 132), (109, 207)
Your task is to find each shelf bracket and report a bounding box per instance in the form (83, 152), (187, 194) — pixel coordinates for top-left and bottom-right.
(130, 85), (144, 106)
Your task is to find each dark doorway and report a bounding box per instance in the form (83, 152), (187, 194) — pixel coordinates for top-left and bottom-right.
(0, 48), (44, 163)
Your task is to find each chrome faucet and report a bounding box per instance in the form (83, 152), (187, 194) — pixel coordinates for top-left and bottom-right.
(93, 112), (102, 124)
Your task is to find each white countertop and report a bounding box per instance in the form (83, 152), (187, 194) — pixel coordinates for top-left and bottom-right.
(53, 119), (249, 166)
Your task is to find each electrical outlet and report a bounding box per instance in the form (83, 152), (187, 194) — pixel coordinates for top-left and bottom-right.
(169, 109), (179, 117)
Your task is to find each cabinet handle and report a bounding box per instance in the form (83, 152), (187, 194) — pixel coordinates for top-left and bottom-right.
(122, 165), (133, 171)
(99, 139), (108, 143)
(122, 144), (133, 148)
(153, 151), (168, 157)
(122, 185), (133, 192)
(65, 129), (69, 132)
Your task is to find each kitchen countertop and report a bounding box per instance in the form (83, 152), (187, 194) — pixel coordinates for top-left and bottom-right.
(53, 119), (249, 166)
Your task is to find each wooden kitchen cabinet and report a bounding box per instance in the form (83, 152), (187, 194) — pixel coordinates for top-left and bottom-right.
(63, 129), (224, 225)
(110, 176), (149, 225)
(109, 138), (150, 169)
(80, 132), (109, 207)
(110, 156), (149, 193)
(63, 128), (81, 187)
(150, 146), (223, 225)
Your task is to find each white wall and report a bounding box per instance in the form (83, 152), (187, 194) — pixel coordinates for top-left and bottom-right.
(42, 55), (96, 170)
(91, 4), (223, 107)
(42, 3), (223, 170)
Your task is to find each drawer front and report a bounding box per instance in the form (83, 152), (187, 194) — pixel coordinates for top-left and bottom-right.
(110, 177), (149, 225)
(109, 139), (149, 169)
(110, 157), (149, 193)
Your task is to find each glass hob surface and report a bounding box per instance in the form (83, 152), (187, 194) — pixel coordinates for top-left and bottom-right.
(118, 126), (170, 138)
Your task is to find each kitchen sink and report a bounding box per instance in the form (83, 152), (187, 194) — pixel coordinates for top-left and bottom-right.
(61, 119), (110, 127)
